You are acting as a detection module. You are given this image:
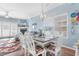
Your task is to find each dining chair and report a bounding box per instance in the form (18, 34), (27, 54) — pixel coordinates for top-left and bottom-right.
(55, 33), (65, 56)
(45, 33), (64, 56)
(75, 40), (79, 56)
(18, 32), (28, 56)
(24, 32), (46, 56)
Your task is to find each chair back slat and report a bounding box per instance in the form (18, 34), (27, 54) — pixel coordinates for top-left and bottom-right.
(24, 32), (36, 54)
(19, 33), (27, 48)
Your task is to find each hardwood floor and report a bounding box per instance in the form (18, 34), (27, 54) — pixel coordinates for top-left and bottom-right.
(61, 47), (75, 56)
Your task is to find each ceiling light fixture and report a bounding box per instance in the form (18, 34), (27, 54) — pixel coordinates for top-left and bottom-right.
(0, 7), (13, 18)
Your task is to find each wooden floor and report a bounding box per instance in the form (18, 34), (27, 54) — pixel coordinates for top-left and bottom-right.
(1, 46), (75, 56)
(61, 47), (75, 56)
(4, 47), (76, 56)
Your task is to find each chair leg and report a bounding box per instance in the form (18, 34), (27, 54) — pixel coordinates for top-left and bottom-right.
(42, 49), (46, 56)
(23, 48), (28, 56)
(42, 53), (45, 56)
(21, 47), (26, 56)
(24, 49), (26, 56)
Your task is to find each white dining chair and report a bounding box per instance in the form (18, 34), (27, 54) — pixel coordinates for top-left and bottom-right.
(75, 40), (79, 56)
(18, 32), (28, 56)
(24, 32), (46, 56)
(55, 33), (65, 56)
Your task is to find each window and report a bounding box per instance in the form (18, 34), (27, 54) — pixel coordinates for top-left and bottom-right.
(10, 22), (18, 36)
(0, 19), (18, 37)
(2, 21), (10, 37)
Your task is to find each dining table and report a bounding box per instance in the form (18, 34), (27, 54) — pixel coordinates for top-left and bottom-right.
(33, 36), (59, 56)
(34, 37), (58, 47)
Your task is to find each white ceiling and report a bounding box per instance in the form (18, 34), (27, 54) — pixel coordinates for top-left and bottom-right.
(0, 3), (63, 19)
